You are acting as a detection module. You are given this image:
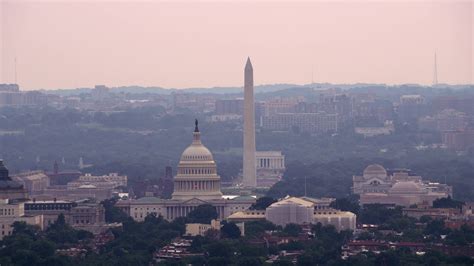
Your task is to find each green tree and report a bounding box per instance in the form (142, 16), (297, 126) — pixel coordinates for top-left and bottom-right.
(432, 196), (464, 209)
(250, 196), (277, 210)
(102, 197), (129, 223)
(245, 220), (277, 238)
(187, 204), (218, 224)
(221, 221), (241, 239)
(330, 196), (360, 214)
(283, 223), (302, 237)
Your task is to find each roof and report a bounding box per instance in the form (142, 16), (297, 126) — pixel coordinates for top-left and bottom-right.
(389, 181), (423, 194)
(133, 196), (168, 204)
(255, 151), (283, 157)
(269, 197), (315, 208)
(363, 164), (387, 177)
(231, 195), (256, 202)
(0, 180), (24, 189)
(26, 200), (72, 204)
(228, 210), (266, 220)
(12, 171), (48, 181)
(314, 210), (356, 218)
(77, 184), (97, 189)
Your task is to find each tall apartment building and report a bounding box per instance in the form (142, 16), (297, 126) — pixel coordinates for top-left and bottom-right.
(397, 95), (427, 124)
(418, 109), (469, 132)
(442, 130), (474, 151)
(215, 99), (244, 115)
(261, 112), (338, 134)
(0, 84), (47, 107)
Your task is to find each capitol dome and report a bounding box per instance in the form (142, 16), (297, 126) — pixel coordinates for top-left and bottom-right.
(363, 164), (388, 179)
(172, 120), (223, 201)
(180, 141), (214, 163)
(178, 120), (215, 165)
(389, 181), (424, 194)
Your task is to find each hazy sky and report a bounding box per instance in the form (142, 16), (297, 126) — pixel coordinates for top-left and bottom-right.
(1, 0), (472, 90)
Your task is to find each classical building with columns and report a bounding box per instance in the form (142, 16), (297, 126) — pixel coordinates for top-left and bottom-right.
(255, 151), (285, 188)
(353, 164), (452, 207)
(228, 196), (356, 232)
(116, 121), (256, 221)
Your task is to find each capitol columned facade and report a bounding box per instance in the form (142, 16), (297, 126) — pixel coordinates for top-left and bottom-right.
(116, 120), (255, 221)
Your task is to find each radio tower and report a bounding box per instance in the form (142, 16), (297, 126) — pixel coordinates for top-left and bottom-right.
(432, 52), (438, 86)
(14, 57), (18, 84)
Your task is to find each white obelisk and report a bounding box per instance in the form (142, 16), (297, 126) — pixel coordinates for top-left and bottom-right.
(243, 57), (257, 188)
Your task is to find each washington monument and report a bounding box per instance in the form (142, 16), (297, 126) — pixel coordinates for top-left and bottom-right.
(243, 57), (257, 188)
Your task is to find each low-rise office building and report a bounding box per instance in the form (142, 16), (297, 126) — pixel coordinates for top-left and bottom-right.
(11, 171), (50, 196)
(24, 199), (105, 230)
(0, 199), (43, 240)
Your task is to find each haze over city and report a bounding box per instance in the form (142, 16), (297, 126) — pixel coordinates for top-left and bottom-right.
(1, 1), (474, 265)
(1, 0), (473, 90)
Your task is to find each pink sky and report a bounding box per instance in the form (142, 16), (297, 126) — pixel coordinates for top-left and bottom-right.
(1, 0), (472, 90)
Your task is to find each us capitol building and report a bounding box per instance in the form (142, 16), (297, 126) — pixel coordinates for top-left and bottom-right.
(116, 120), (256, 221)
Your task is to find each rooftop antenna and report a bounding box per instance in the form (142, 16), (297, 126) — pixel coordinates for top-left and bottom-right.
(14, 57), (18, 84)
(304, 176), (307, 197)
(433, 52), (438, 86)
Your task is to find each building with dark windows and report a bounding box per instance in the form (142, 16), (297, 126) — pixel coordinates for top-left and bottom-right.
(24, 199), (105, 230)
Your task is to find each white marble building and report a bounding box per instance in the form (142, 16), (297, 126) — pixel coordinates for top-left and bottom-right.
(228, 196), (356, 232)
(353, 164), (452, 207)
(256, 151), (285, 188)
(116, 121), (255, 221)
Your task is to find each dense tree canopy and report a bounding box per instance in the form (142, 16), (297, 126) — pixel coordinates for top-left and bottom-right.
(187, 204), (218, 224)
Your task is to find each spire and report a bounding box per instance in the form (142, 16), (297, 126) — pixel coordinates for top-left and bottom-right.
(433, 52), (438, 86)
(245, 57), (253, 71)
(54, 160), (59, 174)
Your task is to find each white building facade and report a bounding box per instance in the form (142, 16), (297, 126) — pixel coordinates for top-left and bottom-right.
(117, 121), (255, 221)
(353, 164), (452, 207)
(255, 151), (285, 188)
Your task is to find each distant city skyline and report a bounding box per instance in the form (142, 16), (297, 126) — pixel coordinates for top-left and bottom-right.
(1, 0), (472, 90)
